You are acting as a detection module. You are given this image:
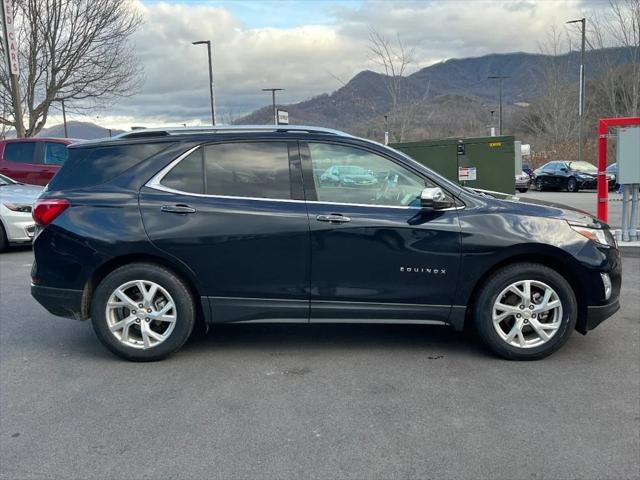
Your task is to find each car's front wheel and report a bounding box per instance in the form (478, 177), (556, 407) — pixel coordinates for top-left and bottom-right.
(535, 178), (544, 191)
(0, 223), (7, 252)
(567, 177), (579, 192)
(473, 263), (577, 360)
(91, 263), (195, 361)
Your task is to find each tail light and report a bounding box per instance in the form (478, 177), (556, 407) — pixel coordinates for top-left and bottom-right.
(32, 199), (70, 226)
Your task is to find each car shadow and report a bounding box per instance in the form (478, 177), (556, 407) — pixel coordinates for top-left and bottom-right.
(1, 244), (32, 254)
(182, 323), (490, 359)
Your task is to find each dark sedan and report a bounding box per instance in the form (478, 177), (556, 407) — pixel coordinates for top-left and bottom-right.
(533, 160), (616, 192)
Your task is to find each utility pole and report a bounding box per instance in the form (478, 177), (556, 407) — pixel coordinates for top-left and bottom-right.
(488, 75), (510, 136)
(61, 99), (68, 138)
(567, 18), (586, 162)
(192, 40), (216, 125)
(1, 0), (25, 137)
(262, 88), (284, 124)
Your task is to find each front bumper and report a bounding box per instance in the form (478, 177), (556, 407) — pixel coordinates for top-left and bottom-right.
(31, 284), (85, 320)
(578, 298), (620, 334)
(576, 177), (615, 189)
(0, 209), (36, 243)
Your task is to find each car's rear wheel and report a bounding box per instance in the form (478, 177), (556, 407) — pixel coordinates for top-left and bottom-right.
(517, 188), (528, 193)
(567, 177), (578, 192)
(473, 263), (577, 360)
(91, 263), (195, 361)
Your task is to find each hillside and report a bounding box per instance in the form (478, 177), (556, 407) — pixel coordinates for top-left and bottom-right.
(236, 47), (635, 139)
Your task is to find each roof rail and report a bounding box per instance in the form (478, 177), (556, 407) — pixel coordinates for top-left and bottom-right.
(114, 125), (351, 139)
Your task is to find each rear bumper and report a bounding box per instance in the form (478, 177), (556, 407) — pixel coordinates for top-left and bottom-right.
(31, 284), (85, 320)
(577, 298), (620, 334)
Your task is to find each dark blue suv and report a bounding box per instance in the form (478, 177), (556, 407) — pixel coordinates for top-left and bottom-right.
(30, 126), (621, 361)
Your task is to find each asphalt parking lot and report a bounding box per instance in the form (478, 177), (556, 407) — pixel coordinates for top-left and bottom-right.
(1, 243), (639, 480)
(519, 190), (631, 229)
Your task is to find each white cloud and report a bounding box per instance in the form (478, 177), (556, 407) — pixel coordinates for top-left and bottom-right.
(62, 0), (601, 130)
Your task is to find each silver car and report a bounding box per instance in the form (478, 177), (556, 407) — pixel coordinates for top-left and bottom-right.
(515, 170), (532, 193)
(0, 174), (43, 251)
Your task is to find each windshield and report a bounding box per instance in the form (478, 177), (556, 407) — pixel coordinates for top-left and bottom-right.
(0, 174), (16, 186)
(568, 161), (597, 173)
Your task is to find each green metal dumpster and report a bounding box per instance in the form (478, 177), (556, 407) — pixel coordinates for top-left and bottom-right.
(391, 136), (516, 193)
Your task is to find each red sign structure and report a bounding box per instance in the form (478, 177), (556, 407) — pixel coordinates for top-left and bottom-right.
(597, 117), (640, 223)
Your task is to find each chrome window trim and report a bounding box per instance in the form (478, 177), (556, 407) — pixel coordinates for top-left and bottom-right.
(146, 145), (465, 211)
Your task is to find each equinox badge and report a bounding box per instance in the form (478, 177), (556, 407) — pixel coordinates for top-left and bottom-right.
(400, 267), (446, 275)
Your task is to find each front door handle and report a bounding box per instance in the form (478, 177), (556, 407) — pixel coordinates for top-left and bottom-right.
(161, 204), (196, 214)
(316, 214), (351, 223)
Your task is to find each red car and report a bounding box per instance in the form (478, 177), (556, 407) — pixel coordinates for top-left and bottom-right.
(0, 138), (76, 185)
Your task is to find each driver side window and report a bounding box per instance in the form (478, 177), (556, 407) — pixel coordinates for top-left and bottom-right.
(308, 143), (430, 207)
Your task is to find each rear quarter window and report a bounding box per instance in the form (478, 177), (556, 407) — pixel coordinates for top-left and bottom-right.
(3, 141), (37, 163)
(47, 143), (171, 190)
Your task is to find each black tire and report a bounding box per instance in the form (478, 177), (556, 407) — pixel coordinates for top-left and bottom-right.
(473, 263), (577, 360)
(91, 263), (195, 361)
(0, 223), (7, 252)
(517, 188), (528, 193)
(567, 177), (578, 192)
(535, 178), (544, 191)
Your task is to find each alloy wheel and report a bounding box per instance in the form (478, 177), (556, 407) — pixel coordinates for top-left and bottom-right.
(105, 280), (177, 349)
(492, 280), (563, 349)
(535, 179), (543, 191)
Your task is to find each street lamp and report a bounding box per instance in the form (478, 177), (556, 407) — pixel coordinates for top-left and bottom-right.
(488, 75), (510, 135)
(567, 18), (586, 162)
(192, 40), (216, 126)
(262, 88), (284, 124)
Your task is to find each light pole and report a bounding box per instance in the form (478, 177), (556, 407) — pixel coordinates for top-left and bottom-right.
(61, 99), (68, 138)
(192, 40), (216, 125)
(488, 75), (510, 135)
(567, 18), (586, 162)
(262, 88), (284, 124)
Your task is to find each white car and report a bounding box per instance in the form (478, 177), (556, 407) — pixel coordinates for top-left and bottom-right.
(0, 173), (43, 251)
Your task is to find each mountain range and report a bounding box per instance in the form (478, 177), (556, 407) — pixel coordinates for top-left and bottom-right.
(237, 47), (635, 139)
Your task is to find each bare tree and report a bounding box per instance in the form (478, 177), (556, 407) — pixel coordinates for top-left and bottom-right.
(519, 27), (581, 151)
(0, 0), (143, 137)
(587, 0), (640, 117)
(368, 30), (425, 142)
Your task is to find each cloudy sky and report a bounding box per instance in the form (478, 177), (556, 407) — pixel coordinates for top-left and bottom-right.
(59, 0), (603, 130)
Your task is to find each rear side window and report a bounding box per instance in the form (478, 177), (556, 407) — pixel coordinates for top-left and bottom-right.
(47, 143), (170, 190)
(161, 148), (205, 194)
(204, 142), (291, 199)
(44, 142), (68, 165)
(159, 142), (292, 199)
(3, 142), (37, 163)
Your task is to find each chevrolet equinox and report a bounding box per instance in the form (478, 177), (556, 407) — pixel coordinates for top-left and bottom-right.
(30, 126), (621, 361)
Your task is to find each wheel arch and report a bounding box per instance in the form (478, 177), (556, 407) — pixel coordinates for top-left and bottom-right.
(80, 253), (209, 326)
(463, 252), (586, 332)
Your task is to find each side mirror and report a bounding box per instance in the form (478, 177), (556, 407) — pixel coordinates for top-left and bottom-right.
(420, 187), (454, 210)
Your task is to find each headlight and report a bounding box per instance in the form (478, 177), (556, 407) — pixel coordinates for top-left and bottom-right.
(568, 222), (614, 247)
(2, 203), (32, 213)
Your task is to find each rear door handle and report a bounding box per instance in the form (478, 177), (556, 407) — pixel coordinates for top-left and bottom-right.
(161, 204), (196, 214)
(316, 214), (351, 223)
